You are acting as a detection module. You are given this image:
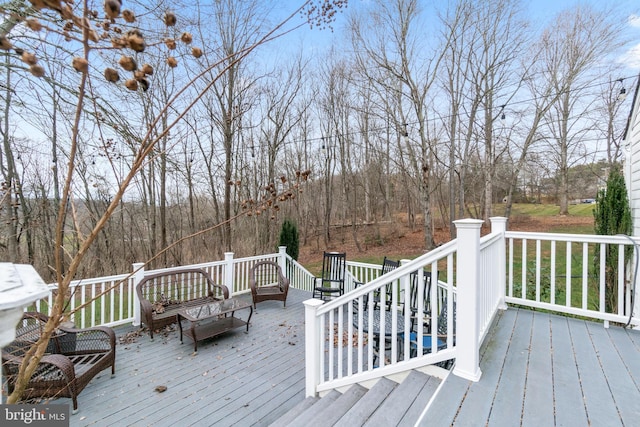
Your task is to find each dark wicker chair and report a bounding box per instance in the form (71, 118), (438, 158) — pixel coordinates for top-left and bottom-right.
(1, 312), (116, 413)
(249, 260), (290, 309)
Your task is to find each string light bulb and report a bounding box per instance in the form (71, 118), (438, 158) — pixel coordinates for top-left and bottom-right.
(617, 78), (627, 101)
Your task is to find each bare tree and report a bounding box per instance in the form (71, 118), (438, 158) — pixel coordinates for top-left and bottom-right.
(597, 74), (637, 165)
(350, 0), (447, 249)
(541, 5), (625, 215)
(2, 0), (346, 405)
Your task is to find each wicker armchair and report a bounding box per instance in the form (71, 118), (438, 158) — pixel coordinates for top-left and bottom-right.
(250, 260), (290, 309)
(1, 312), (116, 413)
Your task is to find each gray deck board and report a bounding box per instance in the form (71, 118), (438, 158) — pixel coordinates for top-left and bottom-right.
(444, 307), (516, 426)
(607, 326), (640, 386)
(397, 374), (441, 427)
(420, 308), (640, 427)
(364, 370), (429, 426)
(485, 308), (532, 427)
(267, 396), (318, 427)
(9, 290), (633, 427)
(549, 314), (588, 427)
(333, 377), (397, 427)
(417, 373), (466, 427)
(285, 389), (341, 426)
(64, 289), (309, 427)
(521, 312), (554, 427)
(308, 384), (368, 427)
(585, 322), (640, 425)
(570, 318), (622, 427)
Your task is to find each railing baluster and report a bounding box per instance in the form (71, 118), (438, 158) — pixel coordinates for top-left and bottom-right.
(80, 285), (86, 328)
(356, 295), (364, 372)
(617, 244), (624, 316)
(347, 300), (353, 377)
(599, 243), (606, 313)
(337, 307), (343, 378)
(551, 241), (556, 305)
(119, 279), (124, 323)
(320, 312), (326, 382)
(536, 240), (541, 302)
(110, 280), (115, 324)
(582, 243), (588, 310)
(566, 242), (572, 307)
(328, 309), (335, 381)
(522, 239), (527, 299)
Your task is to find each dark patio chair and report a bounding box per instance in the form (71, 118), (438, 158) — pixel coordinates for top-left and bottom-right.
(1, 312), (116, 413)
(373, 257), (400, 310)
(249, 260), (290, 309)
(407, 270), (435, 332)
(312, 251), (347, 301)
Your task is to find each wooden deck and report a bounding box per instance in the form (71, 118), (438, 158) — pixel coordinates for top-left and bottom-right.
(65, 288), (310, 427)
(424, 307), (640, 426)
(9, 289), (639, 426)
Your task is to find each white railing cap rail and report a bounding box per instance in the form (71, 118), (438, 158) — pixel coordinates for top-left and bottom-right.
(480, 231), (504, 249)
(505, 231), (640, 245)
(317, 239), (458, 314)
(57, 272), (131, 288)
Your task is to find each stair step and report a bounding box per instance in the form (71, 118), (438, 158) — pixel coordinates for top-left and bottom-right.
(285, 390), (342, 427)
(334, 377), (398, 427)
(364, 370), (432, 427)
(308, 384), (369, 427)
(398, 373), (442, 426)
(269, 396), (319, 427)
(271, 369), (442, 427)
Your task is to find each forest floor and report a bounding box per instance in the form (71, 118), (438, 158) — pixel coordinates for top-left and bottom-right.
(297, 212), (595, 267)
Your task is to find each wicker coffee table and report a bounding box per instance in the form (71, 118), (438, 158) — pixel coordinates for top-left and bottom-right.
(177, 298), (253, 351)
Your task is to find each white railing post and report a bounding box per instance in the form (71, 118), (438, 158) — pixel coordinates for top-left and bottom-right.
(132, 262), (145, 326)
(304, 298), (325, 397)
(490, 217), (509, 310)
(278, 246), (287, 272)
(224, 252), (235, 296)
(453, 219), (483, 382)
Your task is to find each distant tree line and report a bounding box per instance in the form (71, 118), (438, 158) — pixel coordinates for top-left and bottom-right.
(0, 0), (634, 282)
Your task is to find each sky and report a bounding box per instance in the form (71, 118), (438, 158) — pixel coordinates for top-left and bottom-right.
(272, 0), (640, 73)
(527, 0), (640, 70)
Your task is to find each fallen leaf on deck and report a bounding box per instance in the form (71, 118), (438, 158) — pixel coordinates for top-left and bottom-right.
(155, 385), (167, 393)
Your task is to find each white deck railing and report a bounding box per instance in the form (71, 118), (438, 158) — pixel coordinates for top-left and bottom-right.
(303, 217), (640, 396)
(304, 219), (503, 396)
(23, 218), (640, 396)
(505, 231), (640, 326)
(29, 247), (301, 328)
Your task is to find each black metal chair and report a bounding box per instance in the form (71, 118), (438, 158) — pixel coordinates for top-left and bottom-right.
(312, 252), (347, 300)
(407, 270), (435, 332)
(373, 257), (400, 311)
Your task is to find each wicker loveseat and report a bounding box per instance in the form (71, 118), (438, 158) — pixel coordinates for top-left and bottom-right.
(136, 267), (229, 339)
(1, 312), (116, 413)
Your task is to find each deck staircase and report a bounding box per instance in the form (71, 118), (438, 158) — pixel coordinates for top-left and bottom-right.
(269, 370), (442, 427)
